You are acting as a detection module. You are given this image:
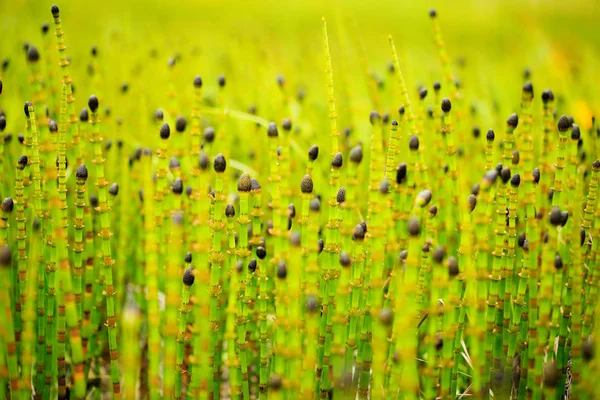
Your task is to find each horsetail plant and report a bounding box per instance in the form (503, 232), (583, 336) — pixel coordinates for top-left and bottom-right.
(1, 3), (600, 399)
(88, 94), (121, 396)
(223, 203), (242, 399)
(176, 267), (195, 399)
(164, 207), (184, 399)
(208, 153), (227, 398)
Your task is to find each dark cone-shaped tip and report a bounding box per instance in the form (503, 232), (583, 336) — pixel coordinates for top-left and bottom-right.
(277, 260), (287, 279)
(24, 101), (33, 118)
(90, 194), (99, 207)
(308, 145), (319, 161)
(417, 190), (432, 206)
(27, 46), (40, 63)
(160, 122), (170, 139)
(409, 135), (419, 151)
(408, 217), (420, 237)
(339, 251), (351, 267)
(433, 246), (445, 264)
(549, 207), (562, 226)
(532, 168), (540, 184)
(331, 152), (343, 168)
(238, 173), (252, 192)
(379, 308), (393, 326)
(441, 98), (451, 113)
(510, 174), (521, 187)
(172, 178), (183, 195)
(310, 197), (320, 212)
(507, 113), (519, 128)
(225, 203), (235, 218)
(352, 224), (365, 240)
(203, 126), (215, 143)
(336, 187), (346, 204)
(541, 89), (554, 104)
(267, 122), (278, 137)
(290, 231), (301, 247)
(214, 153), (226, 173)
(484, 170), (498, 185)
(88, 95), (99, 112)
(512, 150), (520, 165)
(109, 183), (119, 196)
(448, 256), (459, 277)
(176, 116), (187, 133)
(0, 245), (11, 267)
(1, 197), (14, 213)
(399, 250), (408, 261)
(256, 246), (267, 260)
(560, 211), (569, 227)
(169, 157), (181, 170)
(554, 253), (563, 269)
(248, 259), (257, 273)
(429, 205), (438, 217)
(183, 267), (195, 286)
(468, 194), (477, 212)
(193, 75), (203, 88)
(306, 294), (318, 313)
(17, 155), (28, 168)
(557, 115), (571, 132)
(80, 108), (89, 122)
(571, 124), (581, 140)
(198, 153), (210, 171)
(369, 110), (381, 125)
(349, 145), (362, 164)
(75, 164), (88, 180)
(301, 175), (313, 194)
(518, 233), (526, 248)
(396, 163), (407, 185)
(500, 167), (511, 184)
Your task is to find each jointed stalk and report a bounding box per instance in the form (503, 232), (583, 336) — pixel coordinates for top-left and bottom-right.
(88, 95), (121, 396)
(176, 267), (195, 399)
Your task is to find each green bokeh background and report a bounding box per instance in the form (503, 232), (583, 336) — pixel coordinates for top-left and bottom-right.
(1, 0), (598, 144)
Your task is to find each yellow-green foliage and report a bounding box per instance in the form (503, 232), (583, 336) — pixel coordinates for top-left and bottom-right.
(0, 1), (600, 399)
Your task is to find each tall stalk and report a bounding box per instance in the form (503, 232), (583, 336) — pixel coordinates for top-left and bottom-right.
(88, 94), (121, 396)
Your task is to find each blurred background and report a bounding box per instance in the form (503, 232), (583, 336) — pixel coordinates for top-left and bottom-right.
(1, 0), (599, 144)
